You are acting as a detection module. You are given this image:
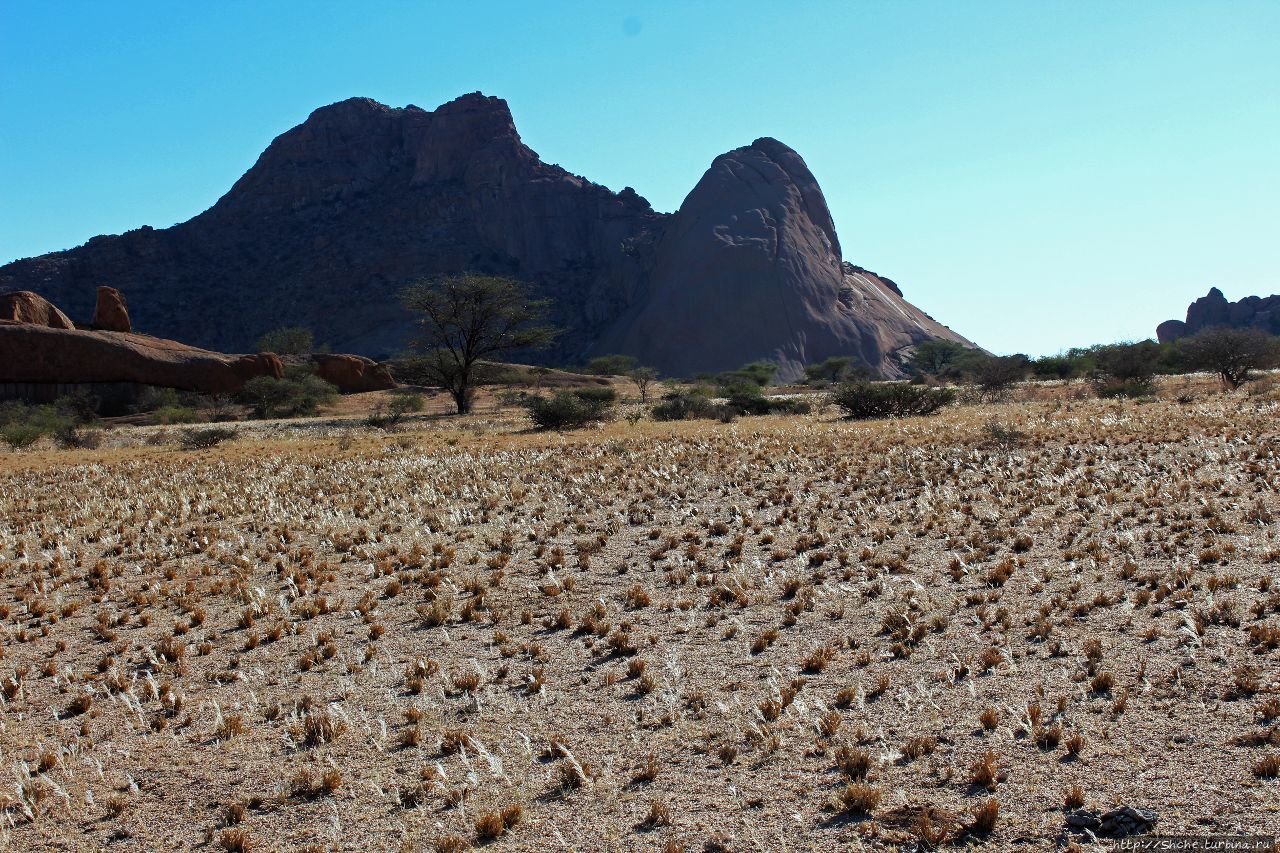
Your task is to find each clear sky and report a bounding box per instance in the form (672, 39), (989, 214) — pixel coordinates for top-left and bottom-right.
(2, 1), (1277, 355)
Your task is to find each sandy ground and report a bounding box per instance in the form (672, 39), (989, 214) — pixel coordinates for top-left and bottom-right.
(1, 383), (1278, 851)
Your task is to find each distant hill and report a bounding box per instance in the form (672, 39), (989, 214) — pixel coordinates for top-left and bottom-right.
(0, 93), (973, 379)
(1157, 287), (1280, 342)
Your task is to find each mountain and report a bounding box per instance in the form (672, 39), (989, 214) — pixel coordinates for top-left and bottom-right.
(595, 137), (968, 377)
(0, 93), (973, 379)
(1157, 287), (1280, 342)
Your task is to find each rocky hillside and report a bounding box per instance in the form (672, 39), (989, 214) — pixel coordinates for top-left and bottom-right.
(0, 93), (973, 378)
(1157, 287), (1280, 342)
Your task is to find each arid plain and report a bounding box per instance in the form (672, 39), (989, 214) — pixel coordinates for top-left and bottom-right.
(2, 382), (1278, 851)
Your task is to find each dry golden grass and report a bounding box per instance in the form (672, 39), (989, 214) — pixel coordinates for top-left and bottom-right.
(0, 384), (1277, 848)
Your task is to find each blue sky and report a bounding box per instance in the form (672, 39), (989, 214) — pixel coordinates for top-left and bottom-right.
(2, 1), (1277, 355)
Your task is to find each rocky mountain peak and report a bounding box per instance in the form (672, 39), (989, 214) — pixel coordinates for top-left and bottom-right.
(0, 93), (973, 376)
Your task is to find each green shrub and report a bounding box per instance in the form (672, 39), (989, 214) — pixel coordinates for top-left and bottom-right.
(1030, 355), (1079, 380)
(1, 423), (45, 450)
(831, 382), (955, 419)
(154, 405), (200, 424)
(365, 392), (425, 429)
(1093, 341), (1161, 386)
(239, 369), (338, 419)
(723, 385), (812, 416)
(0, 402), (77, 449)
(651, 390), (726, 421)
(525, 387), (617, 429)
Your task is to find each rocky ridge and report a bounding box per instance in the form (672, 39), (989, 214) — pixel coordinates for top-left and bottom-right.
(1157, 287), (1280, 342)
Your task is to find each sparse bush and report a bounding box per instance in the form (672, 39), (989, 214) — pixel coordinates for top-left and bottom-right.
(629, 366), (659, 402)
(154, 405), (200, 424)
(1094, 377), (1155, 399)
(1091, 340), (1162, 397)
(966, 354), (1031, 400)
(831, 382), (955, 419)
(525, 387), (617, 429)
(721, 383), (812, 417)
(365, 392), (425, 429)
(255, 326), (317, 355)
(53, 423), (104, 449)
(651, 389), (728, 421)
(179, 427), (237, 450)
(239, 368), (338, 419)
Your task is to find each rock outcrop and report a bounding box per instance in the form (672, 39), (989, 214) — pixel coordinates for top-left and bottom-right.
(91, 286), (132, 332)
(0, 93), (974, 377)
(1157, 287), (1280, 343)
(0, 321), (283, 393)
(1, 290), (396, 395)
(0, 290), (75, 329)
(310, 354), (396, 393)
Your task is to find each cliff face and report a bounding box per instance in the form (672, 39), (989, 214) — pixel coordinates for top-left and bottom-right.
(1157, 287), (1280, 343)
(1, 93), (973, 377)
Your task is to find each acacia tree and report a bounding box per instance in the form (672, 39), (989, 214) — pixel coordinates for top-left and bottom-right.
(399, 274), (556, 414)
(1179, 326), (1279, 389)
(629, 366), (658, 402)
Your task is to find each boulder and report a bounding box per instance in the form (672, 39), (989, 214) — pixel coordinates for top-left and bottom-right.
(1155, 319), (1187, 343)
(0, 290), (75, 329)
(1064, 806), (1157, 839)
(91, 286), (131, 332)
(0, 322), (283, 394)
(311, 353), (396, 392)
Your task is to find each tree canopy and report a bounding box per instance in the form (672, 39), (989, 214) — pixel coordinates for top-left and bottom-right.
(399, 273), (556, 414)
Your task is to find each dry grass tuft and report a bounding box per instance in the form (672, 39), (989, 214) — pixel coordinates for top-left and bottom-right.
(839, 782), (883, 815)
